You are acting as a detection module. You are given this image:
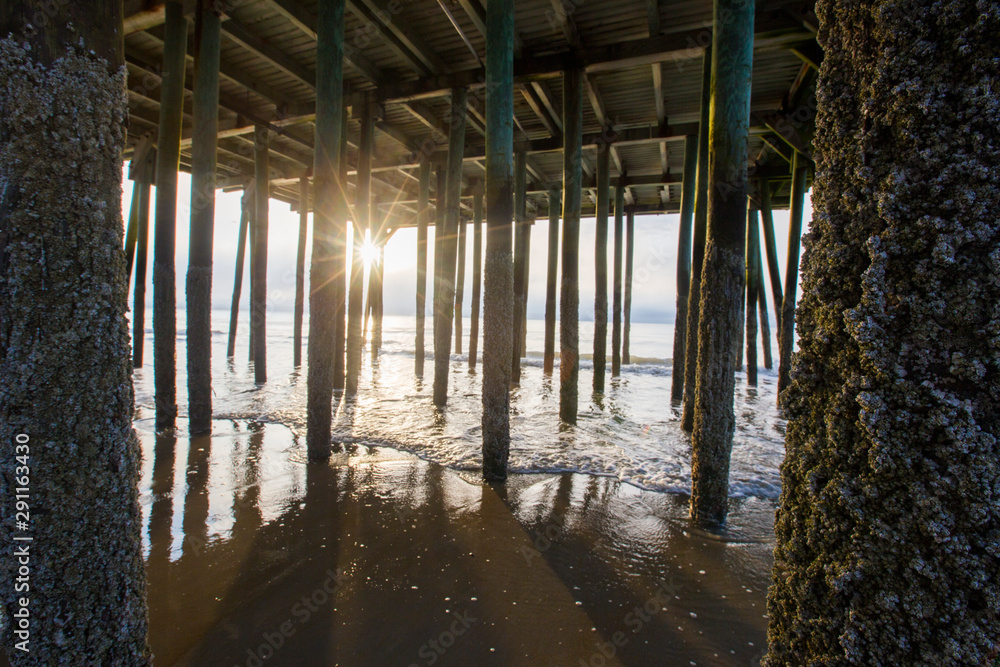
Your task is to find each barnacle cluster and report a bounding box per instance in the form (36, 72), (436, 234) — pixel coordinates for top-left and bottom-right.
(765, 1), (1000, 664)
(0, 37), (151, 665)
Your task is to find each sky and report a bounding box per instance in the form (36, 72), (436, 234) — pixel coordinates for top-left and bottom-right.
(123, 166), (811, 325)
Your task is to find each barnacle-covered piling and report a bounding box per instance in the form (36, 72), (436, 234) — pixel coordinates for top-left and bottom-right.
(0, 5), (150, 660)
(511, 149), (528, 384)
(482, 0), (515, 480)
(671, 135), (699, 400)
(681, 45), (713, 431)
(186, 2), (221, 433)
(306, 0), (345, 458)
(593, 140), (610, 392)
(543, 189), (560, 375)
(433, 87), (467, 406)
(765, 0), (1000, 663)
(689, 0), (754, 526)
(560, 67), (584, 424)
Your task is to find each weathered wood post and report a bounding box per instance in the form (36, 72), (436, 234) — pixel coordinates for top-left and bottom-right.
(124, 186), (140, 284)
(689, 0), (754, 526)
(745, 206), (760, 387)
(671, 135), (699, 400)
(293, 176), (309, 367)
(415, 161), (432, 376)
(543, 188), (561, 375)
(306, 0), (345, 459)
(511, 149), (527, 383)
(251, 127), (269, 384)
(612, 181), (625, 377)
(455, 211), (467, 355)
(0, 1), (151, 658)
(757, 244), (773, 370)
(521, 219), (531, 356)
(593, 137), (610, 392)
(186, 1), (221, 434)
(248, 191), (256, 363)
(777, 152), (808, 401)
(759, 177), (783, 332)
(560, 67), (584, 423)
(766, 3), (1000, 661)
(227, 185), (252, 359)
(468, 190), (484, 370)
(372, 241), (384, 356)
(133, 178), (151, 368)
(333, 101), (350, 389)
(152, 1), (187, 431)
(433, 87), (467, 406)
(432, 164), (445, 365)
(623, 209), (634, 364)
(681, 44), (713, 431)
(346, 91), (373, 396)
(482, 0), (515, 481)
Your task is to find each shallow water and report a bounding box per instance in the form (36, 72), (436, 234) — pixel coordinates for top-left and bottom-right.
(131, 310), (782, 665)
(132, 310), (786, 500)
(137, 421), (775, 666)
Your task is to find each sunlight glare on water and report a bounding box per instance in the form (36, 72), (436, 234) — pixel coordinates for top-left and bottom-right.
(131, 310), (786, 501)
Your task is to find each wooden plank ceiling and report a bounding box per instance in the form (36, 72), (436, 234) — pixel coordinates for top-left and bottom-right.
(122, 0), (819, 224)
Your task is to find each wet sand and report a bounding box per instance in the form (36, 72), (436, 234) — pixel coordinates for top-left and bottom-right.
(138, 419), (773, 666)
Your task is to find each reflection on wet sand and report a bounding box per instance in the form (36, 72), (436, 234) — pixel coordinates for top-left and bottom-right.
(139, 420), (772, 666)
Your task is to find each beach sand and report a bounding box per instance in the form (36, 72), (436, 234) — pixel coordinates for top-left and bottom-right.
(138, 420), (773, 666)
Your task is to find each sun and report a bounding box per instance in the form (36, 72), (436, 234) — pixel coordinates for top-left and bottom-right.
(360, 235), (379, 271)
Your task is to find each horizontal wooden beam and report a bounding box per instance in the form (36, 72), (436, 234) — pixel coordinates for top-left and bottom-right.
(376, 9), (813, 103)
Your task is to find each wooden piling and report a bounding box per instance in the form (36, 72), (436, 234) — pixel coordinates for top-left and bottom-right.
(346, 91), (373, 396)
(543, 188), (560, 375)
(745, 206), (760, 387)
(681, 44), (713, 432)
(251, 127), (269, 384)
(152, 1), (187, 430)
(482, 0), (515, 481)
(248, 193), (256, 364)
(521, 220), (532, 355)
(306, 0), (345, 459)
(124, 185), (140, 284)
(186, 2), (221, 433)
(433, 87), (467, 406)
(433, 165), (446, 363)
(778, 153), (808, 401)
(689, 0), (754, 527)
(416, 161), (431, 376)
(593, 139), (610, 392)
(623, 209), (634, 364)
(227, 185), (252, 360)
(560, 67), (584, 424)
(133, 181), (151, 368)
(0, 1), (151, 655)
(511, 149), (527, 384)
(333, 101), (350, 390)
(455, 212), (467, 355)
(612, 182), (624, 377)
(671, 135), (699, 401)
(759, 177), (784, 332)
(468, 191), (484, 370)
(293, 175), (308, 367)
(372, 241), (384, 356)
(757, 247), (773, 370)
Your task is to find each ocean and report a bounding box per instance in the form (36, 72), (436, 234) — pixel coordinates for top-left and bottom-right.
(131, 308), (785, 520)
